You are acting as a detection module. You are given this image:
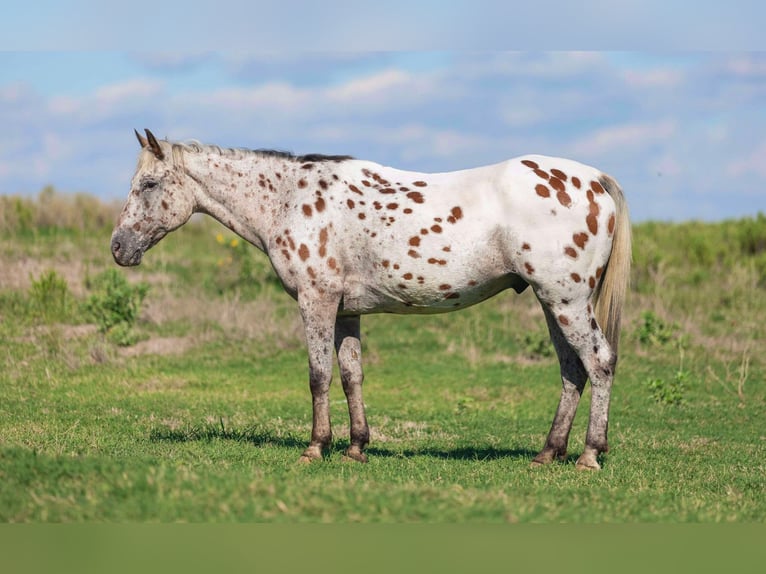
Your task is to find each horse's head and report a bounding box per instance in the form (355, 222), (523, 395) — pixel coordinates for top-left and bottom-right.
(111, 129), (195, 266)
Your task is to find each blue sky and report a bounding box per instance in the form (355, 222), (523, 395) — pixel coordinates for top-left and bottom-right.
(1, 4), (765, 222)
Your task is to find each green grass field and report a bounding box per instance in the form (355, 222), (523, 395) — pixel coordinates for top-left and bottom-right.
(1, 192), (764, 522)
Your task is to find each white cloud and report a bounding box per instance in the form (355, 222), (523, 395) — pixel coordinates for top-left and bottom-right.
(727, 141), (766, 179)
(2, 52), (765, 222)
(48, 78), (164, 121)
(568, 119), (678, 158)
(326, 69), (413, 102)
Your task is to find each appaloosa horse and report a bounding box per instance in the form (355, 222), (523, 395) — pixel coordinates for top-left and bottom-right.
(112, 129), (631, 470)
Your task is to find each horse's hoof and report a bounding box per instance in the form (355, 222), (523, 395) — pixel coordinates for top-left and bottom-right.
(531, 448), (565, 467)
(575, 456), (601, 471)
(342, 448), (368, 463)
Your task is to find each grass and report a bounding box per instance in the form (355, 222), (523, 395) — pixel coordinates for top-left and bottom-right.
(1, 189), (765, 522)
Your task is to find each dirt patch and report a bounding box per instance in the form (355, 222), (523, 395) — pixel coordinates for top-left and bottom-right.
(119, 336), (198, 358)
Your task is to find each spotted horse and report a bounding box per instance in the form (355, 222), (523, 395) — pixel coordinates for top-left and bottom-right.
(112, 129), (631, 470)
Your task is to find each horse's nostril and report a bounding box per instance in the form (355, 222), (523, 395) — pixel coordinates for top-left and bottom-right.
(112, 240), (121, 254)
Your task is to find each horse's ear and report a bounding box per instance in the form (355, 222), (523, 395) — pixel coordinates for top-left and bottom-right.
(144, 129), (165, 161)
(134, 128), (148, 149)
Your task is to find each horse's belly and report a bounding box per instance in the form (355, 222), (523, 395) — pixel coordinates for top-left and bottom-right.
(339, 272), (526, 316)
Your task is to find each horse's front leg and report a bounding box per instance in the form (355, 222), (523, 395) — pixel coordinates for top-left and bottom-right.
(334, 315), (369, 462)
(297, 291), (340, 463)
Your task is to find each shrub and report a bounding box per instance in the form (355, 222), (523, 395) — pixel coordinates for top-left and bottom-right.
(83, 269), (148, 346)
(29, 269), (72, 324)
(636, 311), (679, 347)
(645, 370), (688, 406)
(520, 330), (555, 360)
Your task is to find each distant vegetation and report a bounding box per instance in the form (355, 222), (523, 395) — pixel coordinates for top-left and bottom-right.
(1, 187), (764, 522)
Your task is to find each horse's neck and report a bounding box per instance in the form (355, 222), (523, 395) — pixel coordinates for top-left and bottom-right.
(189, 151), (291, 252)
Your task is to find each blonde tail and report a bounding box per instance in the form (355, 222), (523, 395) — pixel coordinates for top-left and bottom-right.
(594, 174), (632, 356)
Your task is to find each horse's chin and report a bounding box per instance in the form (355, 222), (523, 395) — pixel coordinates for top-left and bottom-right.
(113, 248), (143, 267)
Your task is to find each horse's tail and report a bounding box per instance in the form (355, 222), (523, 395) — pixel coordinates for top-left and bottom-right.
(594, 173), (632, 357)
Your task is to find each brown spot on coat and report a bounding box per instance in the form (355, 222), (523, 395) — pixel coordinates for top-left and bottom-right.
(524, 262), (535, 274)
(406, 191), (425, 203)
(318, 179), (328, 190)
(571, 273), (582, 283)
(382, 260), (390, 268)
(573, 232), (588, 249)
(558, 315), (570, 326)
(564, 246), (578, 258)
(534, 169), (550, 180)
(408, 249), (421, 258)
(445, 292), (460, 299)
(587, 214), (598, 235)
(298, 178), (307, 188)
(596, 266), (604, 279)
(550, 168), (567, 181)
(347, 199), (355, 209)
(386, 202), (399, 210)
(348, 184), (363, 195)
(319, 228), (328, 257)
(591, 180), (605, 194)
(521, 159), (539, 169)
(447, 206), (463, 224)
(298, 244), (310, 261)
(522, 242), (531, 251)
(589, 276), (596, 289)
(302, 204), (313, 217)
(328, 257), (338, 270)
(430, 224), (443, 233)
(315, 197), (326, 212)
(409, 236), (421, 247)
(571, 176), (581, 189)
(608, 213), (616, 235)
(439, 284), (451, 290)
(403, 272), (413, 280)
(549, 177), (566, 193)
(535, 184), (550, 198)
(413, 181), (428, 187)
(556, 189), (572, 208)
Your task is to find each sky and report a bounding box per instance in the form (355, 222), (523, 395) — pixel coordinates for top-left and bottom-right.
(2, 4), (765, 222)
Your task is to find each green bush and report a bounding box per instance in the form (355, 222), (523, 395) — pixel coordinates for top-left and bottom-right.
(520, 330), (555, 359)
(29, 269), (72, 324)
(83, 269), (148, 346)
(636, 311), (679, 347)
(645, 370), (688, 406)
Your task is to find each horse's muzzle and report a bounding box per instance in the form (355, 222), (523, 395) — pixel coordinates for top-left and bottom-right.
(110, 232), (143, 266)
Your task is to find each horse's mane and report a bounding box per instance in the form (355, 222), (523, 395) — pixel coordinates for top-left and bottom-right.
(172, 141), (354, 164)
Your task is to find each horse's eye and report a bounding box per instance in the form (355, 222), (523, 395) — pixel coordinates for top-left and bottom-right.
(143, 180), (158, 191)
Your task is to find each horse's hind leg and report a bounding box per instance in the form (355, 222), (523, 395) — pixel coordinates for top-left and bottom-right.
(334, 315), (369, 462)
(532, 307), (588, 466)
(541, 301), (616, 470)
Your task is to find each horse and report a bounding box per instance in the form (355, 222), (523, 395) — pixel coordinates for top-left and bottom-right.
(112, 129), (631, 470)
